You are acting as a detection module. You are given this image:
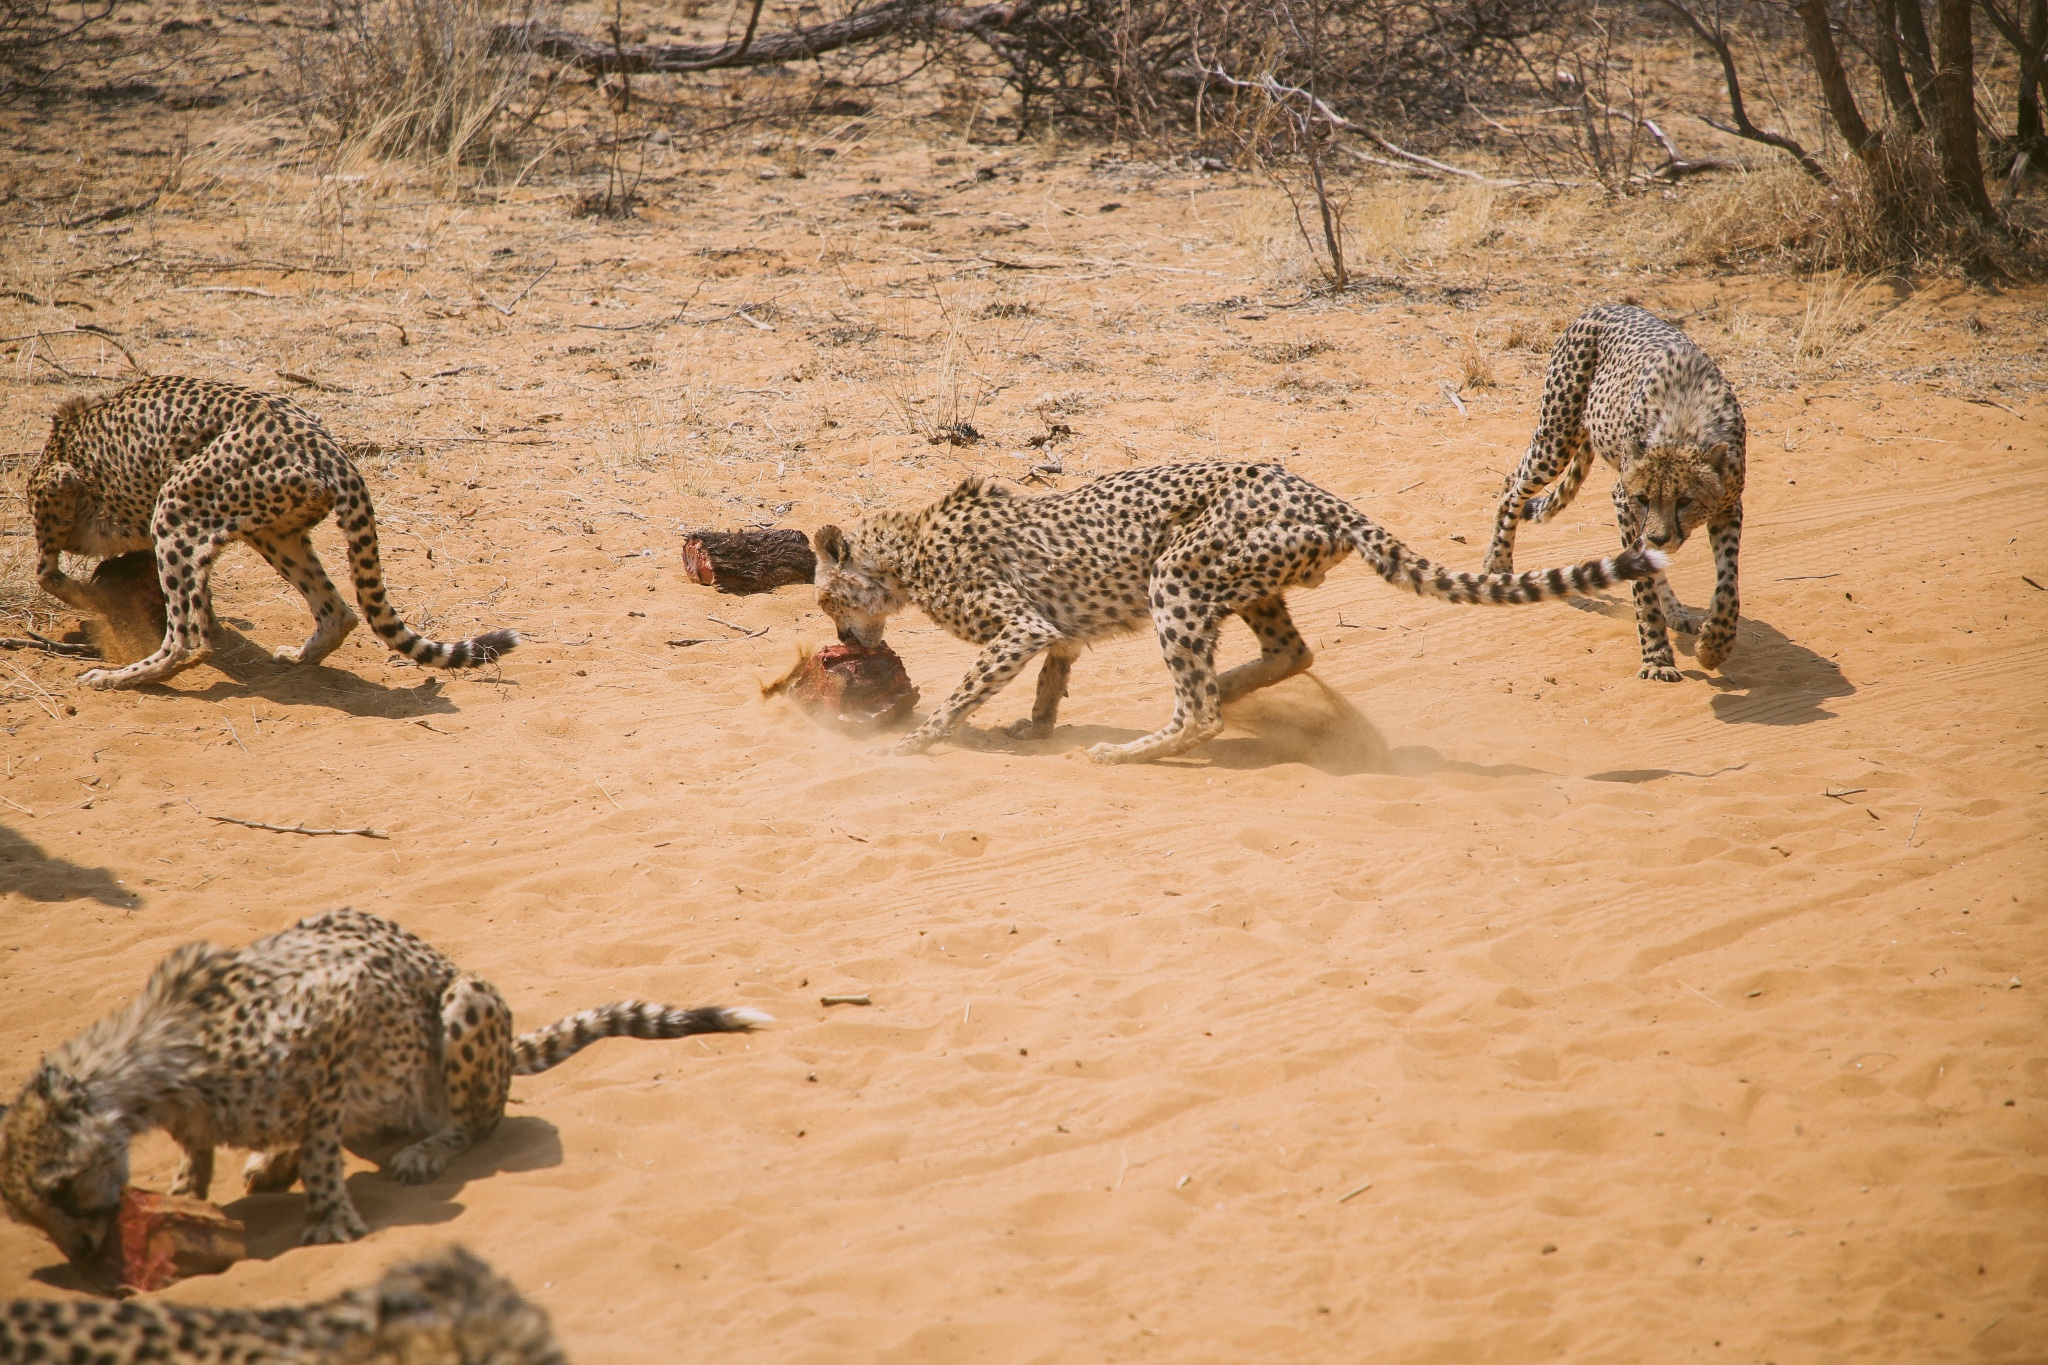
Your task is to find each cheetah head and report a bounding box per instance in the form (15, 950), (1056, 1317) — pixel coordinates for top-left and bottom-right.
(812, 524), (908, 649)
(1622, 442), (1729, 553)
(0, 1065), (129, 1263)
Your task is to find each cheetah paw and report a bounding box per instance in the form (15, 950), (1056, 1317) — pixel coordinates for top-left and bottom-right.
(77, 668), (121, 690)
(1637, 664), (1685, 683)
(1696, 635), (1733, 671)
(272, 645), (308, 665)
(1003, 719), (1051, 741)
(300, 1209), (369, 1245)
(386, 1144), (450, 1186)
(1085, 742), (1140, 765)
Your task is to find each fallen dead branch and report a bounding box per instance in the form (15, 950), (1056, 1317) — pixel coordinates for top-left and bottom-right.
(508, 0), (1033, 75)
(0, 633), (100, 659)
(203, 812), (391, 839)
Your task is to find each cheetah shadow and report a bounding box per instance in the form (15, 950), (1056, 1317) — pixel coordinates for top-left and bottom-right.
(23, 1119), (564, 1290)
(121, 624), (481, 720)
(0, 823), (140, 907)
(1020, 677), (1546, 778)
(1565, 599), (1853, 725)
(227, 1116), (566, 1262)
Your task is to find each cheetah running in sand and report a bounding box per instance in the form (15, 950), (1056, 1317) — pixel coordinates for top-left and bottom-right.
(1, 910), (769, 1258)
(28, 376), (519, 690)
(810, 461), (1666, 765)
(1482, 304), (1747, 681)
(0, 1246), (565, 1364)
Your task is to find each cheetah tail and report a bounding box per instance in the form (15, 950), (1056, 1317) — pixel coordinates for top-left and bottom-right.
(1347, 517), (1667, 606)
(334, 466), (521, 669)
(510, 1003), (773, 1076)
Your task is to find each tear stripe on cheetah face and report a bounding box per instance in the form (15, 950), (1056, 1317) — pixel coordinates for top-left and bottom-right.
(1484, 304), (1747, 680)
(812, 463), (1666, 765)
(0, 1246), (567, 1364)
(29, 377), (520, 691)
(0, 909), (767, 1257)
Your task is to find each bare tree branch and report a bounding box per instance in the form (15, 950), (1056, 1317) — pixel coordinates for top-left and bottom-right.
(1658, 0), (1832, 183)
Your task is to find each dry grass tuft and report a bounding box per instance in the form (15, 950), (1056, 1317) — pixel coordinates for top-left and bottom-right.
(1459, 339), (1498, 389)
(1249, 337), (1333, 364)
(287, 0), (558, 175)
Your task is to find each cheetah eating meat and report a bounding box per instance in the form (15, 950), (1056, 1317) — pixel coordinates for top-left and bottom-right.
(810, 461), (1666, 765)
(1482, 304), (1747, 681)
(0, 1245), (566, 1363)
(0, 910), (770, 1257)
(28, 376), (519, 690)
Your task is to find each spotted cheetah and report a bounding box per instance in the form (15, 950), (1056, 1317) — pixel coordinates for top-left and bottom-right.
(0, 1245), (566, 1364)
(0, 910), (769, 1259)
(810, 461), (1666, 764)
(1482, 304), (1747, 681)
(29, 376), (519, 690)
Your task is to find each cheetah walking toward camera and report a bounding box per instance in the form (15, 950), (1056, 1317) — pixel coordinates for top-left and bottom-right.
(0, 909), (768, 1259)
(0, 1246), (567, 1364)
(1482, 304), (1747, 681)
(28, 376), (519, 690)
(810, 462), (1666, 765)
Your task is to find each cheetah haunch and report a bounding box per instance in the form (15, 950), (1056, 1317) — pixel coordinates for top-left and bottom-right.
(0, 910), (769, 1259)
(29, 377), (520, 690)
(1482, 304), (1747, 681)
(0, 1245), (566, 1364)
(811, 461), (1667, 765)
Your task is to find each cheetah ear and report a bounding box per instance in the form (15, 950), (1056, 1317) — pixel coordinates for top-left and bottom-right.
(812, 525), (848, 566)
(1704, 442), (1731, 471)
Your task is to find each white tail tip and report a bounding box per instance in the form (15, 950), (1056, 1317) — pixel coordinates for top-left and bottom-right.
(725, 1008), (776, 1027)
(1641, 548), (1671, 571)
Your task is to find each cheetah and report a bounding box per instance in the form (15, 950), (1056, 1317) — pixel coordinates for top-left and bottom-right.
(28, 376), (519, 690)
(810, 461), (1666, 765)
(0, 910), (769, 1259)
(1481, 304), (1747, 681)
(0, 1245), (566, 1364)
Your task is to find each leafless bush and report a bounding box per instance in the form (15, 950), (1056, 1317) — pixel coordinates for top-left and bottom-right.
(286, 0), (561, 172)
(0, 0), (112, 103)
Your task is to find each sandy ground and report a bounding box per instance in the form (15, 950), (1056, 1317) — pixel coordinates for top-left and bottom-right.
(3, 54), (2047, 1364)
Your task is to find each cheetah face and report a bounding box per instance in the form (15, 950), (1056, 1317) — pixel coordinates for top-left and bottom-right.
(0, 1067), (128, 1263)
(812, 524), (907, 649)
(1622, 443), (1728, 553)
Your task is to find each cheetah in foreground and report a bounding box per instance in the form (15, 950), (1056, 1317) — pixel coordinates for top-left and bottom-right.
(1482, 304), (1747, 681)
(29, 376), (519, 690)
(0, 1245), (565, 1364)
(810, 462), (1666, 764)
(0, 910), (769, 1259)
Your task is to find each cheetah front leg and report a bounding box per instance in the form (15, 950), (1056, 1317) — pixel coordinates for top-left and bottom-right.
(1614, 483), (1682, 682)
(1694, 504), (1742, 671)
(1088, 589), (1227, 765)
(1216, 595), (1313, 704)
(249, 529), (358, 667)
(1483, 427), (1581, 575)
(299, 1049), (370, 1245)
(78, 497), (232, 689)
(169, 1139), (214, 1200)
(387, 975), (514, 1185)
(1004, 641), (1081, 740)
(883, 613), (1061, 756)
(29, 464), (102, 616)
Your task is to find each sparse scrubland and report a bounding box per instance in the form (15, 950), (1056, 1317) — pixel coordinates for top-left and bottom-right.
(0, 2), (2043, 1362)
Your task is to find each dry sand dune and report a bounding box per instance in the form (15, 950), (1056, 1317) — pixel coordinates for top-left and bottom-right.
(2, 109), (2044, 1364)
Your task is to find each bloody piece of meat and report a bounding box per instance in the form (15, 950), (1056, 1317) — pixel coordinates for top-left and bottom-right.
(769, 642), (920, 732)
(90, 1188), (245, 1294)
(678, 529), (817, 594)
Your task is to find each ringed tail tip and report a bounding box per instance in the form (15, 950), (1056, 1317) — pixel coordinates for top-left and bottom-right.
(722, 1007), (775, 1029)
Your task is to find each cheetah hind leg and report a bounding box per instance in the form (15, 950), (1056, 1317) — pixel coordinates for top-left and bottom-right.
(1216, 596), (1312, 704)
(1004, 640), (1080, 741)
(1088, 599), (1227, 765)
(249, 529), (359, 666)
(387, 975), (514, 1185)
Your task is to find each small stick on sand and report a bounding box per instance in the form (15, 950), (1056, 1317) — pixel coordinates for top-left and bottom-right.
(1337, 1180), (1373, 1203)
(1906, 807), (1921, 846)
(0, 795), (36, 817)
(820, 993), (872, 1007)
(1438, 382), (1468, 417)
(202, 812), (390, 839)
(1823, 787), (1867, 801)
(0, 633), (100, 658)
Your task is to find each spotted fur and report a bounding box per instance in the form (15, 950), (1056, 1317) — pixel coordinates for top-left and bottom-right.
(28, 377), (519, 690)
(0, 1246), (566, 1364)
(0, 910), (768, 1258)
(1483, 304), (1747, 681)
(811, 461), (1666, 764)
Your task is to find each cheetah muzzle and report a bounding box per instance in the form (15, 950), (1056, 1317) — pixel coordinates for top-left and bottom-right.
(28, 377), (521, 691)
(0, 910), (770, 1259)
(811, 461), (1667, 765)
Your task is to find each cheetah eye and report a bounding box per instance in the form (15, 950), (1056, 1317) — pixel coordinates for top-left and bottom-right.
(1633, 495), (1650, 507)
(1675, 496), (1692, 509)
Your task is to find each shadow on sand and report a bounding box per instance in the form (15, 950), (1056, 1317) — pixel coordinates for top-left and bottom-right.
(25, 1117), (564, 1289)
(0, 822), (139, 907)
(1564, 597), (1855, 726)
